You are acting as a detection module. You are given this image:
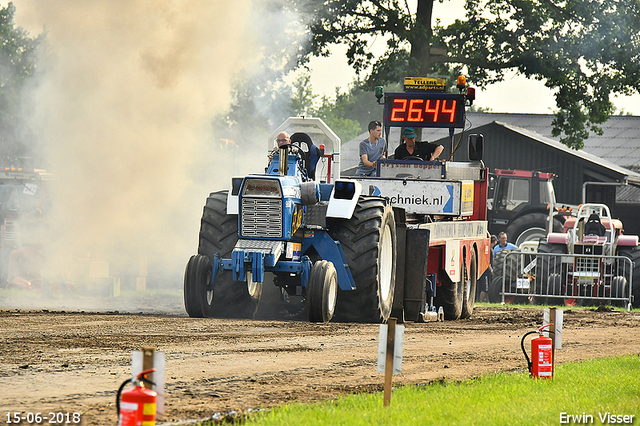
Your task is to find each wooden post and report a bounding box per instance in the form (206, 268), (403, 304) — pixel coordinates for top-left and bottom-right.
(142, 347), (155, 389)
(383, 318), (396, 407)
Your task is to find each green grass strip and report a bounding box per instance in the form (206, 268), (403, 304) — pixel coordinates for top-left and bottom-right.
(245, 354), (640, 426)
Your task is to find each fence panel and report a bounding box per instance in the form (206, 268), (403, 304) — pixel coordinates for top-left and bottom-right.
(498, 250), (633, 310)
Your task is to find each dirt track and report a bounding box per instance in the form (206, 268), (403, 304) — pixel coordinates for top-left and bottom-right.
(1, 293), (639, 425)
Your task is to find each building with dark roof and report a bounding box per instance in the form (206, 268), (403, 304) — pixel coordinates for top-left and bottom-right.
(454, 113), (640, 173)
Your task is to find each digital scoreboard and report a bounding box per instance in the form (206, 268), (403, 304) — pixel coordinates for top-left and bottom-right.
(384, 92), (466, 128)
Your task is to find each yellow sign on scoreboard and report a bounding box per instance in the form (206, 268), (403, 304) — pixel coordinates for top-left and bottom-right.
(403, 77), (447, 92)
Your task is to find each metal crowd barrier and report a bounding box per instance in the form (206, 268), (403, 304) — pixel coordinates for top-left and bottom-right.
(498, 250), (633, 310)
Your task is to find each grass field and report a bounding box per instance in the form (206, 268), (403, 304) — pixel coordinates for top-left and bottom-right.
(238, 354), (640, 426)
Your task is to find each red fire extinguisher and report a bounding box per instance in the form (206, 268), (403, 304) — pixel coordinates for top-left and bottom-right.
(116, 369), (157, 426)
(521, 324), (554, 379)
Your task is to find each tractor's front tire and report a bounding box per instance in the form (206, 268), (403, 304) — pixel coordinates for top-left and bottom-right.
(184, 254), (211, 318)
(329, 197), (397, 323)
(196, 190), (260, 318)
(610, 276), (628, 307)
(306, 260), (338, 323)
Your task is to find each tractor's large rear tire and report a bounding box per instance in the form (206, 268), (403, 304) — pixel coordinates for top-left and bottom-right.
(535, 241), (566, 305)
(616, 246), (640, 309)
(328, 197), (397, 323)
(461, 249), (477, 318)
(195, 190), (260, 318)
(507, 213), (563, 246)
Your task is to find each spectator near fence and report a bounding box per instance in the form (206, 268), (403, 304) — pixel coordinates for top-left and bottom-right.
(493, 231), (517, 257)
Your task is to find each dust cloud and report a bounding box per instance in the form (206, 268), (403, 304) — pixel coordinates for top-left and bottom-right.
(3, 0), (295, 311)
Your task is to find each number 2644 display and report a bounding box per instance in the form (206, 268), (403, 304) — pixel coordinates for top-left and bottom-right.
(384, 93), (465, 128)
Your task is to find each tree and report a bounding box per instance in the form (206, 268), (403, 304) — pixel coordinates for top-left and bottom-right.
(290, 72), (318, 117)
(313, 89), (362, 143)
(214, 70), (363, 148)
(290, 73), (362, 143)
(0, 2), (44, 163)
(294, 0), (640, 149)
(212, 71), (312, 149)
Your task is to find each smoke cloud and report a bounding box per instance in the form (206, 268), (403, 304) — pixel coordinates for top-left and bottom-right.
(4, 0), (300, 309)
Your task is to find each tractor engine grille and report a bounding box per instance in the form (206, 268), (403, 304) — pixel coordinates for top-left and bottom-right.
(241, 197), (282, 238)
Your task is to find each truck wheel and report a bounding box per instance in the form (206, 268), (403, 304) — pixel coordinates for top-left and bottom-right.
(437, 268), (464, 320)
(196, 190), (260, 318)
(535, 241), (566, 305)
(507, 213), (563, 246)
(329, 197), (396, 323)
(616, 246), (640, 309)
(306, 260), (338, 323)
(184, 254), (210, 318)
(461, 249), (477, 318)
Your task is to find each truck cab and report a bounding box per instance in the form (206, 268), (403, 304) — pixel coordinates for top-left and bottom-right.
(487, 169), (564, 245)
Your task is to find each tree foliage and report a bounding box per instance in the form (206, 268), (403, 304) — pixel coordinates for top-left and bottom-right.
(0, 2), (44, 163)
(213, 71), (366, 148)
(294, 0), (640, 149)
(314, 89), (362, 144)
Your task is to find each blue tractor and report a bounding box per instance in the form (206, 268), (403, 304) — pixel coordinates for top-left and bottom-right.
(184, 118), (397, 323)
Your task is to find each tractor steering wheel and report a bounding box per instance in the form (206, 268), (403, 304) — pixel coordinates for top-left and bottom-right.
(403, 156), (424, 161)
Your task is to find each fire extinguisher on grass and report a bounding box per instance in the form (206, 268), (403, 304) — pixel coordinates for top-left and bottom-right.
(521, 324), (555, 379)
(116, 369), (157, 426)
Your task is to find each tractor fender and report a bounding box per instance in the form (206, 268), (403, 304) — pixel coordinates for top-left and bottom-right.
(226, 177), (244, 215)
(547, 232), (568, 245)
(326, 179), (363, 219)
(617, 235), (639, 247)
